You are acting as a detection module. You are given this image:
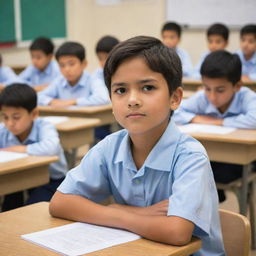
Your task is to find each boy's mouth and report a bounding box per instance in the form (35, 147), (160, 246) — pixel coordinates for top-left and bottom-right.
(126, 112), (146, 119)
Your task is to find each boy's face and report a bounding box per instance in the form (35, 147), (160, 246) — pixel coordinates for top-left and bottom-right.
(58, 56), (87, 86)
(162, 30), (180, 48)
(207, 35), (228, 52)
(1, 106), (38, 141)
(97, 52), (109, 68)
(240, 33), (256, 57)
(202, 76), (241, 113)
(31, 50), (52, 71)
(110, 57), (182, 136)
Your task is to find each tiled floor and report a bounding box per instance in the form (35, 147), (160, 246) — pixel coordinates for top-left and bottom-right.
(219, 191), (256, 256)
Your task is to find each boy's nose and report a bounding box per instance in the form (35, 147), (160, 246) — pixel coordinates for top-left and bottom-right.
(128, 91), (141, 107)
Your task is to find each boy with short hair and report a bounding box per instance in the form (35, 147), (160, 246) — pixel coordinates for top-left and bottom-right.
(161, 22), (193, 77)
(174, 50), (256, 201)
(236, 24), (256, 81)
(49, 36), (225, 256)
(38, 41), (110, 107)
(19, 37), (60, 91)
(0, 83), (68, 211)
(193, 23), (229, 79)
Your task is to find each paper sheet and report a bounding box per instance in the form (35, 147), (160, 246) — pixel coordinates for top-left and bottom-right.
(178, 124), (236, 135)
(21, 222), (140, 256)
(43, 116), (69, 125)
(0, 151), (28, 163)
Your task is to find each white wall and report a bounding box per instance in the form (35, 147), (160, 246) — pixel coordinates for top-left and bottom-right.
(0, 0), (240, 71)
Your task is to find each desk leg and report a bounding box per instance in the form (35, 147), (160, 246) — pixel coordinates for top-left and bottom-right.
(64, 149), (78, 169)
(239, 164), (250, 215)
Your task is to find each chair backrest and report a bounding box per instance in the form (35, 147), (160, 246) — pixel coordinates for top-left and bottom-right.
(219, 209), (251, 256)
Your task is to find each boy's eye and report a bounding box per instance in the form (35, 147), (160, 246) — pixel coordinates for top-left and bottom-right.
(143, 85), (155, 91)
(114, 87), (126, 94)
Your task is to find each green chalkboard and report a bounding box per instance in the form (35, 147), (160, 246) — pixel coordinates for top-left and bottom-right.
(0, 0), (15, 43)
(20, 0), (66, 41)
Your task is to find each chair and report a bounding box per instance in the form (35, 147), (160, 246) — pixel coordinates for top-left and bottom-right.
(219, 209), (251, 256)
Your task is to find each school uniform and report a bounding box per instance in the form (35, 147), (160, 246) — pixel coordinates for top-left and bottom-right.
(0, 66), (20, 86)
(38, 71), (110, 106)
(236, 50), (256, 81)
(0, 118), (68, 210)
(19, 60), (60, 87)
(192, 52), (209, 80)
(176, 47), (193, 77)
(58, 119), (225, 256)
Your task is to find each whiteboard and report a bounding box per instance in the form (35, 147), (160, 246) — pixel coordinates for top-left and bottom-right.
(166, 0), (256, 28)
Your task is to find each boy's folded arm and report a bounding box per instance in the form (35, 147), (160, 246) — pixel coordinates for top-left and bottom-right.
(191, 115), (223, 125)
(49, 191), (194, 246)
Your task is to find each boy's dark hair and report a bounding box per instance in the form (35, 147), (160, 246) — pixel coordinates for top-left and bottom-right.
(29, 37), (54, 55)
(0, 83), (37, 112)
(200, 50), (241, 84)
(96, 36), (119, 54)
(207, 23), (229, 41)
(240, 24), (256, 38)
(161, 22), (182, 38)
(104, 36), (182, 95)
(55, 42), (85, 62)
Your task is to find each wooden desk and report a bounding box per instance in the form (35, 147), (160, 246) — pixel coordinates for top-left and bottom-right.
(38, 105), (115, 126)
(0, 202), (201, 256)
(0, 156), (58, 196)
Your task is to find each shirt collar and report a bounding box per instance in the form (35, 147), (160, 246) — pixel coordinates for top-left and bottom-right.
(114, 119), (181, 172)
(62, 71), (89, 88)
(36, 61), (52, 75)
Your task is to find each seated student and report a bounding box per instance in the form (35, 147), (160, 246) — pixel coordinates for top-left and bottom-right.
(19, 37), (60, 92)
(49, 36), (225, 256)
(174, 50), (256, 202)
(93, 35), (120, 140)
(161, 22), (193, 77)
(0, 83), (68, 211)
(236, 24), (256, 81)
(38, 41), (110, 107)
(0, 54), (20, 90)
(193, 23), (229, 79)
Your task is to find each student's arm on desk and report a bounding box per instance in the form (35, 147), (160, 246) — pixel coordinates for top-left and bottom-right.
(49, 98), (77, 107)
(0, 145), (27, 153)
(191, 115), (223, 126)
(49, 192), (194, 246)
(33, 83), (49, 92)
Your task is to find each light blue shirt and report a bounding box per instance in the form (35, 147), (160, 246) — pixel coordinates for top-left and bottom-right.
(0, 66), (21, 86)
(192, 52), (209, 80)
(0, 118), (68, 179)
(58, 119), (225, 256)
(176, 47), (193, 77)
(19, 61), (60, 87)
(236, 50), (256, 81)
(38, 71), (110, 106)
(92, 67), (104, 81)
(174, 87), (256, 129)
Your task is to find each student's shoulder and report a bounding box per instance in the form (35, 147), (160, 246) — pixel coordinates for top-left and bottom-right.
(34, 118), (56, 130)
(0, 123), (10, 138)
(176, 47), (190, 57)
(239, 86), (256, 99)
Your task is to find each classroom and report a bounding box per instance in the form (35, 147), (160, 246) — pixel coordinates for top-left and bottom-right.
(0, 0), (256, 255)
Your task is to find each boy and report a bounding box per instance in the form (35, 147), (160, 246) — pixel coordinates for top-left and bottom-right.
(174, 50), (256, 201)
(19, 37), (60, 92)
(49, 36), (225, 255)
(0, 54), (20, 90)
(236, 24), (256, 81)
(161, 22), (193, 77)
(193, 23), (229, 79)
(0, 83), (68, 211)
(38, 41), (110, 107)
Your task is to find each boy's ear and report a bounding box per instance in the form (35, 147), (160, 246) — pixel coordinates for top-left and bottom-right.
(82, 60), (88, 69)
(170, 87), (183, 110)
(234, 80), (242, 92)
(31, 108), (39, 120)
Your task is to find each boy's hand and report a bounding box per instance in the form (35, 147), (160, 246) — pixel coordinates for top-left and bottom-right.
(50, 99), (77, 107)
(241, 75), (251, 82)
(191, 115), (223, 126)
(0, 145), (27, 153)
(33, 83), (49, 92)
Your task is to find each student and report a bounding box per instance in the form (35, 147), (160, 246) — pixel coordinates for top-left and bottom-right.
(38, 41), (110, 107)
(236, 24), (256, 81)
(49, 36), (225, 256)
(93, 35), (120, 140)
(161, 22), (193, 77)
(0, 54), (20, 90)
(0, 83), (68, 211)
(193, 23), (229, 79)
(174, 50), (256, 201)
(19, 37), (60, 92)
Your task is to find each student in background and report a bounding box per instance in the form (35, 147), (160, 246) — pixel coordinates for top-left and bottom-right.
(174, 50), (256, 202)
(0, 54), (20, 90)
(0, 83), (68, 211)
(236, 24), (256, 81)
(38, 41), (110, 107)
(161, 22), (193, 77)
(49, 36), (225, 256)
(193, 23), (229, 79)
(19, 37), (60, 92)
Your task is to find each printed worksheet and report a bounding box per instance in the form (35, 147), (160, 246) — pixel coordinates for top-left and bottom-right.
(0, 151), (28, 163)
